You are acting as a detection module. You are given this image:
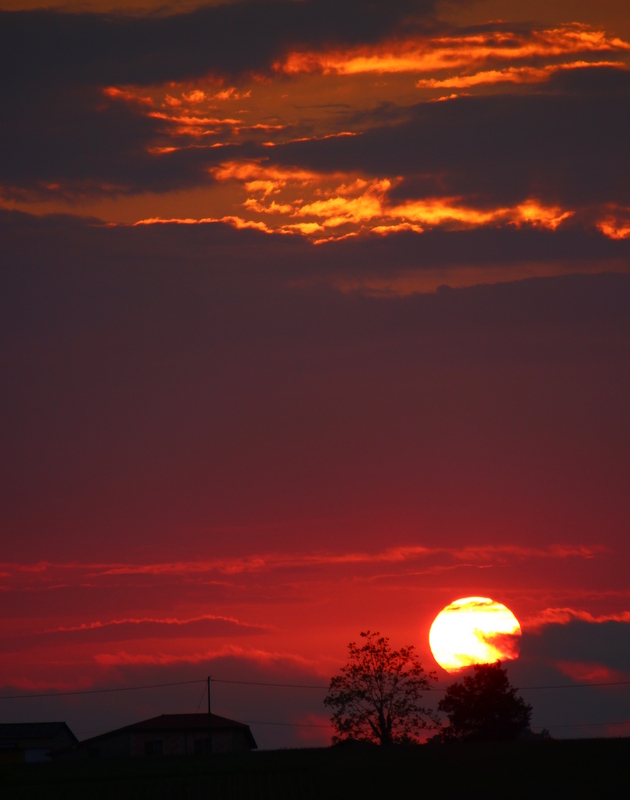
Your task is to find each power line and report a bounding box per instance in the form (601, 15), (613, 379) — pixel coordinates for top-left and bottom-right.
(535, 719), (630, 730)
(210, 678), (328, 690)
(518, 680), (630, 691)
(70, 717), (630, 735)
(242, 719), (331, 729)
(245, 717), (630, 732)
(2, 676), (630, 702)
(212, 678), (630, 692)
(245, 718), (630, 732)
(0, 678), (205, 700)
(2, 682), (628, 737)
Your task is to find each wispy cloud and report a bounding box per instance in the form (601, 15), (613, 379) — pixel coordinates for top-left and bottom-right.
(47, 613), (264, 634)
(416, 60), (627, 89)
(524, 608), (630, 630)
(132, 164), (576, 242)
(0, 543), (602, 586)
(93, 644), (325, 671)
(555, 660), (630, 683)
(276, 25), (630, 76)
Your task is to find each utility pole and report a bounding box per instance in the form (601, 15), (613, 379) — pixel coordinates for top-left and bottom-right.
(207, 676), (213, 756)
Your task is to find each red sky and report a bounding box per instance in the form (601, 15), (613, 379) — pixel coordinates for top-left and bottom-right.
(1, 0), (630, 747)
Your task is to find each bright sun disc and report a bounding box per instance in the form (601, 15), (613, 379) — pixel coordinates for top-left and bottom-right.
(429, 596), (522, 673)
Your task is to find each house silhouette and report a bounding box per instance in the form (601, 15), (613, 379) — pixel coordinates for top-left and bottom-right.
(55, 713), (257, 759)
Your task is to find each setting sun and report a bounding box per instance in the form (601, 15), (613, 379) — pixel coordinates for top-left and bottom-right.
(429, 597), (522, 673)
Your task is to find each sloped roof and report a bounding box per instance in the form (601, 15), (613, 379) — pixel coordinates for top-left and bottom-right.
(78, 713), (257, 749)
(127, 713), (250, 733)
(0, 722), (77, 742)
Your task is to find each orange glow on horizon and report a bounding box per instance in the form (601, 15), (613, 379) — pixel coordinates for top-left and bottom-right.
(429, 597), (522, 673)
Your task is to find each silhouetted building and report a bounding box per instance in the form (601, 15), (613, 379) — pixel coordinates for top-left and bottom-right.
(0, 722), (78, 763)
(55, 713), (257, 759)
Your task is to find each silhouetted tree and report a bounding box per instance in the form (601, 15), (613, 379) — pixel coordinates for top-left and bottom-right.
(324, 631), (439, 745)
(437, 662), (532, 742)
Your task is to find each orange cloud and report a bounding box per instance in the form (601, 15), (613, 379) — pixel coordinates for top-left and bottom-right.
(305, 193), (573, 234)
(208, 159), (576, 238)
(416, 61), (627, 89)
(103, 87), (153, 105)
(211, 161), (320, 194)
(132, 216), (275, 233)
(389, 197), (498, 226)
(262, 131), (357, 148)
(371, 222), (425, 235)
(277, 25), (630, 76)
(146, 146), (178, 154)
(597, 206), (630, 239)
(182, 89), (206, 103)
(511, 201), (574, 230)
(294, 179), (391, 226)
(281, 222), (325, 235)
(147, 110), (242, 137)
(244, 198), (294, 214)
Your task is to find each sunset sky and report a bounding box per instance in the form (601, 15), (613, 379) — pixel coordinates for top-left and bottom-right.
(1, 0), (630, 747)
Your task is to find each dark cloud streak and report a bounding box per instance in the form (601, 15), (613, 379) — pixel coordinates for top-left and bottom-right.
(0, 87), (254, 194)
(3, 61), (628, 207)
(0, 1), (436, 92)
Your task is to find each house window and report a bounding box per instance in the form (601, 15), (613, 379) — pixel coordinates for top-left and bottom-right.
(145, 740), (163, 756)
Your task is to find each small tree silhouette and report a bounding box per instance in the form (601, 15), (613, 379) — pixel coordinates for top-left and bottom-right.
(437, 661), (532, 742)
(324, 631), (439, 745)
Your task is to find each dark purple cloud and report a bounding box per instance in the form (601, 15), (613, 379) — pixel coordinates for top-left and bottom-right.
(3, 63), (629, 210)
(512, 620), (630, 736)
(0, 2), (437, 194)
(269, 67), (630, 207)
(2, 211), (629, 563)
(0, 1), (436, 92)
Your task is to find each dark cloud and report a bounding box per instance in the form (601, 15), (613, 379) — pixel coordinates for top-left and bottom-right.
(509, 620), (630, 735)
(0, 1), (436, 92)
(4, 61), (628, 204)
(1, 3), (627, 205)
(0, 84), (264, 194)
(270, 67), (630, 207)
(524, 620), (630, 674)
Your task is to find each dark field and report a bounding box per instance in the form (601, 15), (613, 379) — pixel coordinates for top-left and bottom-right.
(1, 739), (628, 800)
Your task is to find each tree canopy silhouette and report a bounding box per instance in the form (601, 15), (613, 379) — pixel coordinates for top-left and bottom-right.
(437, 661), (532, 742)
(324, 631), (439, 745)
